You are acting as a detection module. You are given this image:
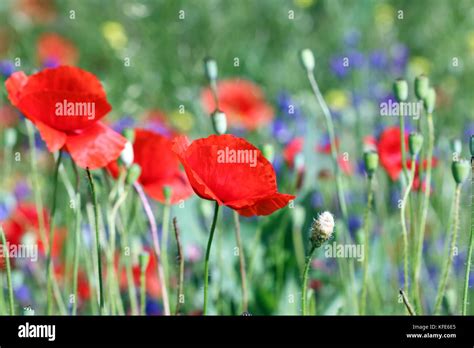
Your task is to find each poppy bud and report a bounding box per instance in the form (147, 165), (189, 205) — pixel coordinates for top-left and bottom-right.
(139, 251), (150, 273)
(451, 139), (462, 155)
(310, 211), (335, 248)
(123, 128), (135, 143)
(414, 75), (429, 100)
(393, 79), (408, 102)
(4, 128), (17, 148)
(211, 110), (227, 135)
(162, 185), (172, 202)
(262, 144), (274, 162)
(204, 57), (218, 82)
(363, 150), (379, 178)
(423, 87), (436, 114)
(452, 159), (470, 184)
(299, 48), (315, 72)
(470, 135), (474, 157)
(120, 141), (134, 168)
(408, 132), (423, 156)
(126, 163), (141, 185)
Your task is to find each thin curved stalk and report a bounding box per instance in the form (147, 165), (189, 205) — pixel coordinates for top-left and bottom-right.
(0, 226), (14, 315)
(360, 176), (375, 314)
(462, 160), (474, 315)
(203, 201), (220, 315)
(302, 245), (316, 315)
(233, 211), (248, 313)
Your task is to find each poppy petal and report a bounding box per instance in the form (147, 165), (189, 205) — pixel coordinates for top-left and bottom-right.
(227, 192), (295, 217)
(5, 71), (29, 106)
(36, 120), (67, 152)
(65, 122), (126, 170)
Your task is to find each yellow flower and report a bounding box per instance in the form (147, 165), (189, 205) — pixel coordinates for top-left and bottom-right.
(466, 31), (474, 55)
(325, 89), (349, 111)
(102, 21), (127, 50)
(169, 110), (195, 133)
(375, 3), (394, 31)
(294, 0), (316, 9)
(408, 56), (431, 76)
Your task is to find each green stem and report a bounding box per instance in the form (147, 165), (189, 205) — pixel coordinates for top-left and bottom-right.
(203, 201), (220, 315)
(173, 217), (185, 315)
(360, 175), (374, 314)
(0, 226), (14, 315)
(400, 161), (416, 303)
(161, 199), (171, 290)
(46, 150), (64, 315)
(434, 185), (461, 314)
(302, 245), (316, 315)
(72, 193), (81, 315)
(140, 266), (146, 315)
(233, 211), (248, 313)
(462, 159), (474, 315)
(414, 113), (434, 312)
(86, 168), (105, 314)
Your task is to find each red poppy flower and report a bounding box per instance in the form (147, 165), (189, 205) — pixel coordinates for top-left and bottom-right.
(5, 66), (126, 169)
(37, 33), (78, 66)
(55, 265), (91, 302)
(408, 158), (439, 192)
(173, 134), (295, 217)
(283, 137), (304, 168)
(377, 127), (408, 180)
(316, 136), (339, 154)
(17, 0), (57, 24)
(201, 79), (274, 130)
(1, 203), (65, 262)
(337, 154), (354, 175)
(108, 129), (193, 204)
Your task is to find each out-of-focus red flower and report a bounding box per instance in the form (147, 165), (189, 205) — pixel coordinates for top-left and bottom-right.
(5, 66), (126, 169)
(55, 265), (91, 302)
(338, 154), (354, 175)
(283, 137), (304, 168)
(408, 158), (439, 192)
(16, 0), (57, 24)
(118, 247), (161, 298)
(1, 203), (65, 260)
(37, 33), (79, 67)
(108, 129), (193, 204)
(173, 134), (295, 217)
(316, 137), (339, 154)
(201, 79), (274, 130)
(0, 105), (19, 129)
(377, 127), (408, 181)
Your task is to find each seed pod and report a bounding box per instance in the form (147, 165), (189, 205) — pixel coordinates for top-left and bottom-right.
(452, 159), (470, 184)
(470, 135), (474, 157)
(363, 150), (379, 178)
(451, 139), (462, 155)
(414, 75), (429, 100)
(126, 163), (142, 185)
(423, 87), (436, 114)
(299, 48), (315, 72)
(204, 57), (218, 82)
(211, 110), (227, 135)
(393, 79), (408, 102)
(408, 132), (424, 156)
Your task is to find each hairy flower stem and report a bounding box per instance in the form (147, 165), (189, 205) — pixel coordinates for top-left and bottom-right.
(399, 289), (416, 315)
(462, 159), (474, 315)
(360, 176), (374, 314)
(306, 72), (357, 312)
(0, 226), (14, 315)
(45, 151), (65, 315)
(302, 245), (317, 315)
(72, 193), (81, 316)
(86, 168), (106, 314)
(434, 184), (461, 314)
(414, 113), (434, 312)
(400, 162), (416, 304)
(161, 199), (171, 289)
(233, 211), (249, 313)
(134, 183), (170, 315)
(173, 217), (185, 315)
(140, 266), (146, 315)
(203, 201), (220, 315)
